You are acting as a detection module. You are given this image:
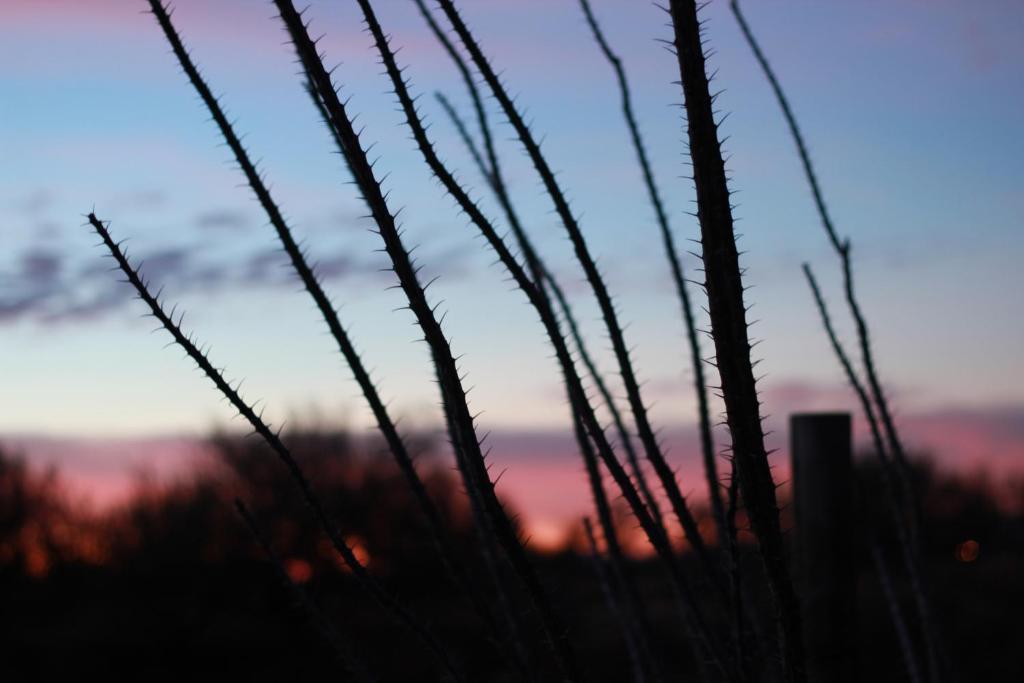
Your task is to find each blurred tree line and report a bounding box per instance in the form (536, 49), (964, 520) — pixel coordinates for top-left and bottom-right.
(1, 433), (1022, 681)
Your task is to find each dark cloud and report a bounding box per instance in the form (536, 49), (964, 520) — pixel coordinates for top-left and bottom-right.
(312, 206), (368, 233)
(37, 285), (135, 325)
(136, 248), (190, 283)
(0, 239), (411, 326)
(11, 189), (55, 215)
(20, 249), (63, 285)
(190, 264), (230, 288)
(0, 291), (51, 322)
(111, 189), (167, 209)
(240, 247), (391, 287)
(33, 221), (63, 240)
(0, 249), (64, 322)
(196, 209), (250, 231)
(241, 248), (290, 285)
(424, 243), (477, 280)
(314, 253), (357, 281)
(2, 203), (486, 326)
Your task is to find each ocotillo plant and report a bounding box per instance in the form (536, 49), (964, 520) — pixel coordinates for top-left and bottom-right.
(88, 213), (463, 681)
(87, 1), (935, 681)
(432, 0), (719, 589)
(342, 0), (729, 675)
(273, 2), (582, 678)
(730, 2), (941, 680)
(234, 499), (376, 683)
(142, 6), (511, 669)
(667, 0), (806, 681)
(578, 0), (726, 548)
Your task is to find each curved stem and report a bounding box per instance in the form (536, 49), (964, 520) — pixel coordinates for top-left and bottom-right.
(274, 1), (579, 678)
(235, 499), (376, 683)
(433, 91), (666, 536)
(143, 4), (506, 665)
(349, 0), (733, 675)
(434, 0), (716, 584)
(578, 0), (725, 549)
(803, 264), (931, 683)
(90, 213), (462, 682)
(666, 1), (804, 680)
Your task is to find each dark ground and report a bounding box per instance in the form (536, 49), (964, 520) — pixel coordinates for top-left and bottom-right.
(2, 432), (1021, 681)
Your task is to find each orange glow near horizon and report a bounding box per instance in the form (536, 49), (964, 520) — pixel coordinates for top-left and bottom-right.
(285, 557), (313, 583)
(955, 539), (980, 563)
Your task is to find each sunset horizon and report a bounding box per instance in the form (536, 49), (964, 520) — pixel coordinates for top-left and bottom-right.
(3, 0), (1021, 680)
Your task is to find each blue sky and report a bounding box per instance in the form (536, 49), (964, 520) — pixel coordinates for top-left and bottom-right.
(2, 0), (1022, 444)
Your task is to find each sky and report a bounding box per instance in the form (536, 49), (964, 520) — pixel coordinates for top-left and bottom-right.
(2, 1), (1023, 531)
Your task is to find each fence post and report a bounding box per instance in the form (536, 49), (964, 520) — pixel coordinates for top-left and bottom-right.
(790, 412), (857, 683)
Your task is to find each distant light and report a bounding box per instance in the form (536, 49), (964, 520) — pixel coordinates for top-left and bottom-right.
(321, 535), (372, 572)
(955, 539), (980, 563)
(285, 557), (313, 583)
(529, 520), (569, 554)
(25, 546), (51, 578)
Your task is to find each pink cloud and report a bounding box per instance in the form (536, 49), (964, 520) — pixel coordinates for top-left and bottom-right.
(2, 434), (211, 508)
(1, 0), (616, 81)
(901, 406), (1024, 472)
(6, 394), (1022, 540)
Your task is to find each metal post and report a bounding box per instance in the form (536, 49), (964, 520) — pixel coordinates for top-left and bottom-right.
(791, 412), (857, 683)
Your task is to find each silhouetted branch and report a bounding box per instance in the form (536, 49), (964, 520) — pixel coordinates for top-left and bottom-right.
(732, 0), (939, 672)
(234, 499), (376, 683)
(305, 80), (533, 683)
(801, 266), (889, 471)
(433, 91), (666, 534)
(88, 213), (462, 682)
(432, 87), (682, 680)
(869, 538), (923, 683)
(803, 264), (931, 681)
(723, 459), (748, 675)
(548, 281), (665, 533)
(352, 0), (732, 674)
(143, 2), (503, 659)
(434, 0), (717, 592)
(666, 1), (803, 680)
(433, 90), (672, 681)
(411, 0), (502, 205)
(351, 0), (691, 676)
(577, 0), (725, 550)
(432, 93), (491, 187)
(418, 0), (667, 545)
(432, 82), (671, 683)
(272, 1), (579, 678)
(576, 419), (663, 683)
(728, 0), (916, 504)
(582, 517), (648, 683)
